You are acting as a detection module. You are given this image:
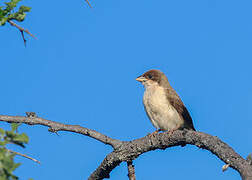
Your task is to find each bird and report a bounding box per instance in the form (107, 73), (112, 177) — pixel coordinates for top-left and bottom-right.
(136, 69), (195, 135)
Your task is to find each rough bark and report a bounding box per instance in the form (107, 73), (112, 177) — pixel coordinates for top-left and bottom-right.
(0, 114), (251, 180)
(127, 161), (136, 180)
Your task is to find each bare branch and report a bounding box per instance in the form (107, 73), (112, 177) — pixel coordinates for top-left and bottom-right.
(85, 0), (92, 8)
(1, 114), (251, 180)
(6, 148), (41, 164)
(8, 20), (35, 38)
(127, 161), (136, 180)
(0, 115), (121, 148)
(89, 130), (252, 180)
(7, 20), (36, 46)
(88, 152), (120, 180)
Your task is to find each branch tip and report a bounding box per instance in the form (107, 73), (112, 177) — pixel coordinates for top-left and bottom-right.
(6, 148), (41, 164)
(85, 0), (92, 8)
(222, 164), (230, 172)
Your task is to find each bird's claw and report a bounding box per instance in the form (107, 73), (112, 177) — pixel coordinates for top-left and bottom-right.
(148, 129), (161, 137)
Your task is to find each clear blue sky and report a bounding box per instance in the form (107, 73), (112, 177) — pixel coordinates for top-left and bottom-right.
(1, 0), (252, 179)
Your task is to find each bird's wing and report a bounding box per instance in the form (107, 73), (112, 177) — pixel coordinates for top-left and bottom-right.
(166, 88), (195, 131)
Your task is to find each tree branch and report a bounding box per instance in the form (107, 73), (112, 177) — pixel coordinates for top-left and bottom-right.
(89, 130), (252, 180)
(6, 148), (41, 164)
(0, 114), (251, 180)
(7, 20), (36, 46)
(88, 151), (120, 179)
(85, 0), (92, 8)
(0, 115), (121, 148)
(127, 161), (136, 180)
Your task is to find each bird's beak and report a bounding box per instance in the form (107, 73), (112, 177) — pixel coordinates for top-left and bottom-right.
(136, 76), (146, 82)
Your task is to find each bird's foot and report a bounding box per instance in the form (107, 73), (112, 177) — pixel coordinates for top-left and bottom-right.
(148, 129), (161, 137)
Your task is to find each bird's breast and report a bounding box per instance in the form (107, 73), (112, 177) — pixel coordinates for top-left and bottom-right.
(143, 86), (183, 131)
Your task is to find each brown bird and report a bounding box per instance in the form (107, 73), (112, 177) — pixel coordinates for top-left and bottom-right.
(136, 69), (195, 134)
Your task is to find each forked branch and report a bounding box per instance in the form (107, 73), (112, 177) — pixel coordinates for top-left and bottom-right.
(0, 114), (251, 180)
(7, 20), (36, 46)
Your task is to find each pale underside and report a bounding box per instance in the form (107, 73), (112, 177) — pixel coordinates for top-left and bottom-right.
(143, 81), (183, 131)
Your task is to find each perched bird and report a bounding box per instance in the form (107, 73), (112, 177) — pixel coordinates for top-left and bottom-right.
(136, 69), (195, 134)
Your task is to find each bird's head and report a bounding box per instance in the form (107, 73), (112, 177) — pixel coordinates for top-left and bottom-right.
(136, 69), (170, 88)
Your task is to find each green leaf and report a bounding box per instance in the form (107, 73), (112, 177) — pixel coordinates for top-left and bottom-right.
(11, 123), (21, 132)
(0, 17), (8, 26)
(13, 133), (29, 144)
(0, 0), (31, 25)
(5, 0), (21, 11)
(5, 131), (15, 139)
(12, 0), (22, 4)
(0, 175), (7, 180)
(0, 9), (6, 18)
(0, 141), (6, 147)
(0, 128), (5, 135)
(10, 174), (19, 180)
(0, 148), (6, 159)
(19, 5), (31, 12)
(11, 162), (21, 171)
(0, 124), (31, 179)
(15, 12), (26, 22)
(2, 153), (15, 172)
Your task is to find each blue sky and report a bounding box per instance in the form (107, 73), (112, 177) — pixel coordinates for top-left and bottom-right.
(1, 0), (252, 179)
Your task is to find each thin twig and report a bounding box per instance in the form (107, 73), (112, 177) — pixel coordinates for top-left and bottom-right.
(85, 0), (92, 8)
(127, 161), (136, 180)
(7, 20), (36, 46)
(8, 20), (35, 38)
(6, 148), (41, 164)
(19, 30), (26, 46)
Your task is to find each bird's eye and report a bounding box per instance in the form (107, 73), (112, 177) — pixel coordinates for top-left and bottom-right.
(147, 74), (153, 79)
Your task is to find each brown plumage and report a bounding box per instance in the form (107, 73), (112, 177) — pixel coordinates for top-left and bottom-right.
(165, 88), (195, 130)
(136, 69), (195, 132)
